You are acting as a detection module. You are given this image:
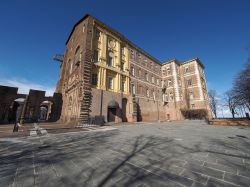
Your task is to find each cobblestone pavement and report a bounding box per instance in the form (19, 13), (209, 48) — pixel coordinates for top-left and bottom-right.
(0, 121), (250, 187)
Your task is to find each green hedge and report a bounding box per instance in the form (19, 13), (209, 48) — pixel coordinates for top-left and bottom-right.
(181, 109), (208, 120)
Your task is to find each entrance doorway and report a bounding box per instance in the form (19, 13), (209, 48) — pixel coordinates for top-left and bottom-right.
(107, 100), (119, 122)
(108, 108), (116, 122)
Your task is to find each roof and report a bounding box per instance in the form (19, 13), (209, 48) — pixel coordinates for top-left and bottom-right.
(66, 14), (90, 45)
(65, 14), (162, 65)
(162, 57), (205, 69)
(65, 14), (205, 68)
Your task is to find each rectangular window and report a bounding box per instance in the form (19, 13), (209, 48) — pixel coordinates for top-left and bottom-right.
(131, 67), (135, 76)
(122, 81), (125, 92)
(121, 62), (125, 71)
(107, 56), (113, 67)
(91, 73), (98, 85)
(121, 46), (125, 56)
(161, 80), (164, 88)
(162, 69), (166, 76)
(108, 77), (113, 89)
(167, 68), (171, 75)
(168, 79), (172, 87)
(132, 84), (136, 95)
(189, 92), (194, 100)
(93, 50), (98, 63)
(187, 79), (192, 86)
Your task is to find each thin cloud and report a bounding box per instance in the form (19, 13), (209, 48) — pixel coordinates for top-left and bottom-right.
(0, 78), (55, 96)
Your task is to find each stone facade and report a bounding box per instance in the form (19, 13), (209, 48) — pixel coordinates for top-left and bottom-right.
(57, 14), (212, 124)
(0, 85), (62, 124)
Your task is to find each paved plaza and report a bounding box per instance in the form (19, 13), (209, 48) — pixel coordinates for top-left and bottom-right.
(0, 121), (250, 187)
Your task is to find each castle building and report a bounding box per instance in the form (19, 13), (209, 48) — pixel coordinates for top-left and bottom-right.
(56, 14), (211, 124)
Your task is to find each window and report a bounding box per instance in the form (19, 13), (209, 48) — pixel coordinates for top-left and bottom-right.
(138, 69), (141, 78)
(146, 89), (149, 97)
(131, 67), (135, 76)
(157, 79), (159, 85)
(79, 87), (83, 97)
(121, 62), (125, 71)
(108, 77), (113, 89)
(131, 84), (136, 94)
(152, 76), (155, 84)
(146, 73), (148, 81)
(163, 94), (168, 102)
(162, 69), (166, 76)
(169, 92), (174, 101)
(189, 91), (194, 100)
(139, 86), (143, 94)
(91, 74), (98, 85)
(185, 66), (189, 73)
(191, 104), (195, 108)
(167, 67), (171, 75)
(67, 59), (72, 74)
(137, 53), (141, 59)
(187, 79), (192, 86)
(130, 50), (134, 59)
(178, 79), (181, 86)
(93, 50), (98, 63)
(161, 80), (164, 88)
(70, 61), (73, 74)
(122, 81), (125, 92)
(153, 91), (155, 100)
(95, 30), (100, 40)
(180, 92), (183, 100)
(168, 79), (172, 87)
(68, 96), (72, 106)
(107, 55), (113, 67)
(121, 46), (125, 55)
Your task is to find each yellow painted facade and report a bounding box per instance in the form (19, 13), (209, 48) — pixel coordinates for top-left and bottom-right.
(91, 26), (130, 94)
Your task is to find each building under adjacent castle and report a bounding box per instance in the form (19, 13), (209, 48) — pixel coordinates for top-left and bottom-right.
(56, 14), (211, 124)
(0, 86), (62, 124)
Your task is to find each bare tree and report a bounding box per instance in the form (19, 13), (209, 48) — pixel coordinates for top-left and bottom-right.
(232, 50), (250, 113)
(208, 90), (219, 118)
(224, 91), (239, 118)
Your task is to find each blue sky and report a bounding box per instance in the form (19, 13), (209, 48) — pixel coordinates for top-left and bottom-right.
(0, 0), (250, 100)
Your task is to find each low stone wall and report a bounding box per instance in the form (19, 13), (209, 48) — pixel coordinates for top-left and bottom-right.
(209, 119), (250, 126)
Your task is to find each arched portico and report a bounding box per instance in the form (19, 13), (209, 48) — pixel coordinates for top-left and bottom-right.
(39, 101), (53, 121)
(107, 100), (119, 122)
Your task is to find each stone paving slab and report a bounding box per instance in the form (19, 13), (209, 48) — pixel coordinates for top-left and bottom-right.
(0, 122), (250, 186)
